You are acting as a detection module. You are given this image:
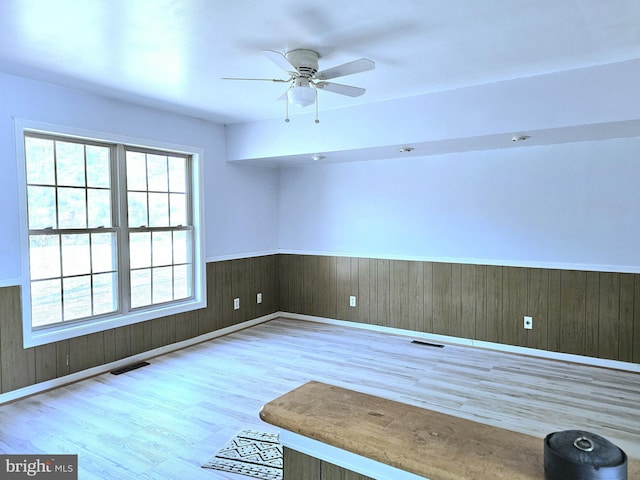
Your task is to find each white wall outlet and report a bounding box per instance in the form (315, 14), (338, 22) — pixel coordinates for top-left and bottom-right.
(257, 292), (262, 304)
(524, 316), (533, 330)
(349, 295), (357, 307)
(234, 298), (240, 310)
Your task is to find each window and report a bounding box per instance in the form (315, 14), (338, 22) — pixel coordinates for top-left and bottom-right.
(17, 122), (206, 347)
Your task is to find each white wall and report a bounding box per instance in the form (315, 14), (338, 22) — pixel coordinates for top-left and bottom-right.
(278, 136), (640, 272)
(223, 58), (640, 273)
(0, 72), (279, 286)
(4, 65), (639, 282)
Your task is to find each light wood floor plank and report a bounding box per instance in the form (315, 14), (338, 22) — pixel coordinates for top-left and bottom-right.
(0, 317), (638, 479)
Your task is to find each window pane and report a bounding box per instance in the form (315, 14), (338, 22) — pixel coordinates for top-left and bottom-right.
(169, 193), (186, 226)
(130, 232), (151, 269)
(93, 272), (118, 315)
(62, 234), (91, 276)
(152, 266), (173, 304)
(56, 141), (85, 187)
(126, 151), (147, 191)
(173, 264), (191, 300)
(128, 191), (148, 227)
(91, 232), (117, 273)
(152, 231), (172, 266)
(27, 186), (56, 229)
(31, 279), (62, 327)
(29, 235), (61, 280)
(58, 187), (87, 229)
(86, 145), (110, 188)
(173, 231), (189, 265)
(168, 156), (186, 193)
(63, 276), (92, 320)
(25, 137), (55, 185)
(88, 188), (112, 228)
(148, 192), (169, 227)
(130, 269), (151, 308)
(147, 154), (168, 192)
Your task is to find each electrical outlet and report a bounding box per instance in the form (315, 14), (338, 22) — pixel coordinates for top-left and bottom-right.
(234, 298), (240, 310)
(349, 295), (357, 307)
(524, 316), (533, 330)
(257, 292), (262, 304)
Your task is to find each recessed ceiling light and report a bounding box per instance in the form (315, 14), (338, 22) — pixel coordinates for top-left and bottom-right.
(399, 147), (415, 153)
(511, 135), (530, 142)
(311, 155), (326, 161)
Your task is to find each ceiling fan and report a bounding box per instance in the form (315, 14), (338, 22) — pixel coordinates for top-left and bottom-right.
(223, 49), (375, 123)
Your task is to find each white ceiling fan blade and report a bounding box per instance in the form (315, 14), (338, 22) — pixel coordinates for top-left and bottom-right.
(222, 77), (289, 82)
(277, 83), (294, 101)
(315, 58), (375, 80)
(315, 81), (366, 97)
(262, 49), (297, 73)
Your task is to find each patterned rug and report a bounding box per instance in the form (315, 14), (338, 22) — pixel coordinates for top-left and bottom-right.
(202, 429), (283, 479)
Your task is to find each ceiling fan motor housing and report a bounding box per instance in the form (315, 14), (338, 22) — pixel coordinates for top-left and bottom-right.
(285, 49), (319, 78)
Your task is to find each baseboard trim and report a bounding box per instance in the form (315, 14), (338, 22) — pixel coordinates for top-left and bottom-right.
(0, 313), (279, 405)
(281, 312), (640, 373)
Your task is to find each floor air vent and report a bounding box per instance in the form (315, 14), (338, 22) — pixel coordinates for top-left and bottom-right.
(411, 340), (444, 348)
(110, 361), (150, 375)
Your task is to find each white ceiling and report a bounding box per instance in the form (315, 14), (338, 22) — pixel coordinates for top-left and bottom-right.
(1, 0), (639, 125)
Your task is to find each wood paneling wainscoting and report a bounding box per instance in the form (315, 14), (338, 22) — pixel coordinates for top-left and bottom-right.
(2, 253), (639, 396)
(284, 447), (373, 480)
(278, 254), (640, 364)
(0, 255), (278, 395)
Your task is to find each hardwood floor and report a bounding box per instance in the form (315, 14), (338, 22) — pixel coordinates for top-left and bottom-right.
(0, 317), (638, 479)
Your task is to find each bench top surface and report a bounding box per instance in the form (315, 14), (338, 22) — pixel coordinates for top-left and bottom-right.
(260, 380), (639, 480)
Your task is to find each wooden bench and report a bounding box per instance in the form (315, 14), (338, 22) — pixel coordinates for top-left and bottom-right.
(260, 380), (639, 480)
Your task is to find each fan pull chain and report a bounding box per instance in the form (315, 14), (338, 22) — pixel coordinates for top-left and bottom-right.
(315, 93), (320, 124)
(284, 98), (290, 123)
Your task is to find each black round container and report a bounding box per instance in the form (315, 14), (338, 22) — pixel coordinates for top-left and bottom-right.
(544, 430), (627, 480)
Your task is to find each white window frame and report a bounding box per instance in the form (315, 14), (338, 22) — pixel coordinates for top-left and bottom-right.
(15, 119), (207, 348)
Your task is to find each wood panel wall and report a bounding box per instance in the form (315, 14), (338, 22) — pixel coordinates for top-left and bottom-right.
(2, 253), (638, 395)
(283, 447), (373, 480)
(0, 255), (278, 395)
(278, 254), (640, 364)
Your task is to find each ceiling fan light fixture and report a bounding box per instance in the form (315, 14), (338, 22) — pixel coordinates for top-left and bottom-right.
(288, 78), (316, 107)
(224, 48), (375, 122)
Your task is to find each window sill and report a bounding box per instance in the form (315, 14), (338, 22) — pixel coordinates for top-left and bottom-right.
(23, 298), (206, 348)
